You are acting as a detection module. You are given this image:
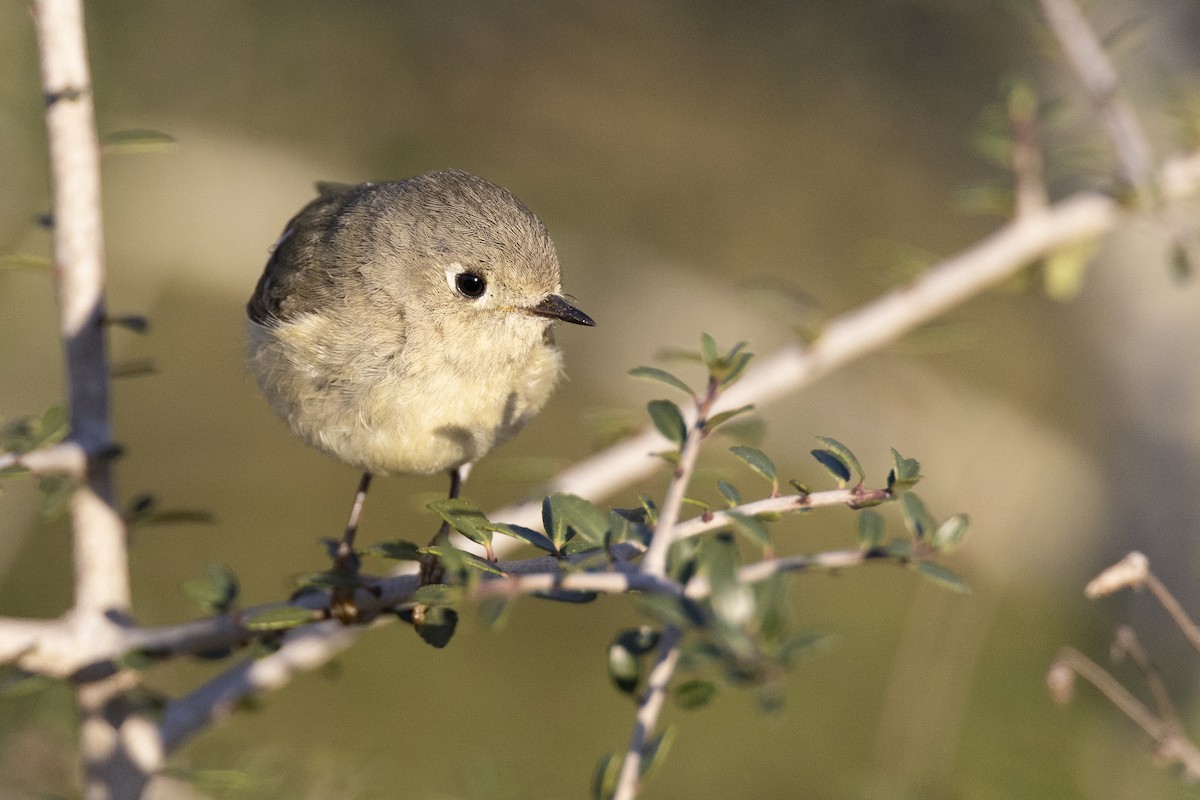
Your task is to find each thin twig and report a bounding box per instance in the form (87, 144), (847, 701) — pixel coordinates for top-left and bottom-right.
(1048, 647), (1200, 781)
(159, 621), (361, 752)
(1009, 84), (1048, 218)
(30, 154), (1200, 760)
(1112, 626), (1183, 734)
(0, 441), (88, 478)
(486, 171), (1200, 546)
(1144, 572), (1200, 656)
(33, 1), (145, 798)
(1085, 552), (1200, 655)
(613, 624), (682, 800)
(671, 488), (891, 543)
(1039, 0), (1156, 201)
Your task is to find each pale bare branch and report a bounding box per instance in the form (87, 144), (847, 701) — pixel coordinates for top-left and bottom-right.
(613, 625), (682, 800)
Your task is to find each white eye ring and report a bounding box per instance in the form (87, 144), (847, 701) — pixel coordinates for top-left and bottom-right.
(445, 264), (488, 300)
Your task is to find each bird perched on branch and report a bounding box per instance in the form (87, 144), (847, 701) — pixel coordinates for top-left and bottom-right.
(247, 170), (594, 627)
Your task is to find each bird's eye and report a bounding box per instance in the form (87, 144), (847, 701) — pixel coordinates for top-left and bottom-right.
(454, 272), (487, 299)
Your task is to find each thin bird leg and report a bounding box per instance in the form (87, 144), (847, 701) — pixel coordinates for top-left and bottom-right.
(419, 463), (471, 586)
(330, 471), (372, 623)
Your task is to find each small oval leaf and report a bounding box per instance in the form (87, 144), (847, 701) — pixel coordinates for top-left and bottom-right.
(730, 445), (777, 485)
(673, 678), (717, 710)
(243, 605), (317, 631)
(814, 436), (864, 483)
(810, 449), (851, 486)
(647, 400), (687, 445)
(629, 366), (693, 396)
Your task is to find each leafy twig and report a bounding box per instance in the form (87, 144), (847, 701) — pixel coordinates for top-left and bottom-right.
(613, 625), (682, 800)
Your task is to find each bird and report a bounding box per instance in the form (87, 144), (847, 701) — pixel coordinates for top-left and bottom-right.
(247, 169), (594, 623)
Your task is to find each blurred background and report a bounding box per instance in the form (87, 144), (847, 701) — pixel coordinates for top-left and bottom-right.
(2, 0), (1200, 797)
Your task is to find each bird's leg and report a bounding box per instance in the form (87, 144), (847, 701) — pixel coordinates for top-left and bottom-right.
(330, 471), (372, 623)
(419, 463), (470, 587)
(410, 464), (471, 646)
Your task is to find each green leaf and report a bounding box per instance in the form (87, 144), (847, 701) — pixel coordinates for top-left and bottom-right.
(933, 514), (970, 552)
(699, 332), (721, 370)
(36, 405), (69, 448)
(777, 631), (832, 667)
(753, 572), (788, 642)
(857, 510), (884, 549)
(729, 445), (777, 487)
(243, 605), (317, 631)
(638, 495), (659, 526)
(887, 449), (922, 494)
(545, 493), (610, 548)
(629, 366), (693, 396)
(673, 678), (717, 710)
(719, 350), (754, 387)
(608, 635), (643, 694)
(607, 508), (652, 546)
(116, 649), (161, 670)
(913, 561), (970, 593)
(1042, 237), (1098, 301)
(591, 752), (621, 800)
(181, 563), (239, 613)
(484, 522), (557, 554)
(704, 404), (754, 433)
(810, 449), (851, 486)
(641, 724), (676, 779)
(429, 498), (492, 550)
(420, 545), (504, 576)
(725, 511), (772, 552)
(101, 128), (177, 155)
(411, 604), (458, 648)
(479, 595), (515, 630)
(701, 535), (754, 628)
(37, 476), (73, 520)
(900, 493), (936, 539)
(813, 436), (864, 484)
(717, 480), (742, 508)
(647, 399), (687, 445)
(714, 416), (766, 445)
(364, 539), (423, 561)
(0, 253), (51, 272)
(409, 583), (464, 607)
(637, 594), (705, 629)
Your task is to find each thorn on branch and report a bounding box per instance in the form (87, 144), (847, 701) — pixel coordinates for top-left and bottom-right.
(43, 85), (89, 105)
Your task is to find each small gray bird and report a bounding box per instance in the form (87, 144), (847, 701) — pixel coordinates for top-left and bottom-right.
(247, 170), (593, 616)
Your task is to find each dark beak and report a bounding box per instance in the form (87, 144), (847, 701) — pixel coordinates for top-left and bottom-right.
(530, 294), (595, 326)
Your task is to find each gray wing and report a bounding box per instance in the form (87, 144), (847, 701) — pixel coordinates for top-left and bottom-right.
(247, 182), (371, 326)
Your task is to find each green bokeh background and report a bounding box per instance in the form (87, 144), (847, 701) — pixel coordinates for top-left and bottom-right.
(2, 1), (1200, 797)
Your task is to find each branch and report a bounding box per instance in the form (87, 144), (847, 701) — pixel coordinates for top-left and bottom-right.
(1039, 0), (1156, 201)
(1085, 551), (1200, 654)
(33, 2), (143, 797)
(1048, 647), (1200, 781)
(641, 378), (721, 578)
(159, 621), (361, 752)
(0, 441), (88, 478)
(116, 150), (1200, 758)
(152, 533), (909, 756)
(1112, 625), (1183, 735)
(671, 487), (890, 543)
(488, 151), (1200, 547)
(613, 625), (682, 800)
